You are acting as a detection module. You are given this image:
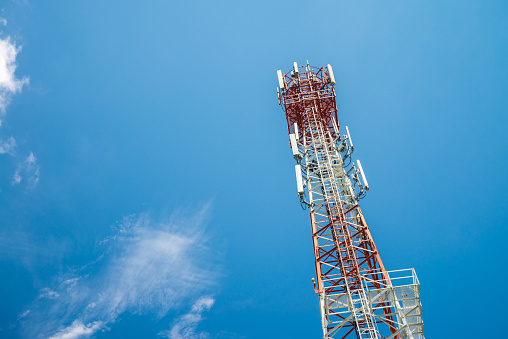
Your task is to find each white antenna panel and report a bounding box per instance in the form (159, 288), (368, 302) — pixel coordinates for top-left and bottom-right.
(295, 164), (304, 195)
(327, 64), (336, 85)
(357, 160), (369, 190)
(346, 126), (353, 151)
(331, 117), (339, 135)
(289, 133), (299, 157)
(277, 70), (285, 90)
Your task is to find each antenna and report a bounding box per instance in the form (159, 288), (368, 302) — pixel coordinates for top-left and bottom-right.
(293, 61), (299, 75)
(331, 117), (339, 136)
(289, 133), (300, 159)
(277, 70), (285, 91)
(326, 64), (336, 85)
(294, 122), (299, 140)
(345, 126), (354, 151)
(295, 164), (304, 195)
(357, 160), (369, 190)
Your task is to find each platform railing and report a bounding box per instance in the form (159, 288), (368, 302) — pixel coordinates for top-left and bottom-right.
(323, 268), (424, 339)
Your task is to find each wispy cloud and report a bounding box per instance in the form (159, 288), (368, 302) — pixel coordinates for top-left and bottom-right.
(0, 135), (15, 154)
(47, 321), (104, 339)
(0, 21), (33, 185)
(12, 151), (39, 186)
(17, 310), (30, 321)
(38, 288), (60, 300)
(20, 205), (219, 339)
(0, 35), (28, 115)
(161, 296), (215, 339)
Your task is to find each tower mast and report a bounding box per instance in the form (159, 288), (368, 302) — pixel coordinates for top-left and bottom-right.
(277, 61), (424, 339)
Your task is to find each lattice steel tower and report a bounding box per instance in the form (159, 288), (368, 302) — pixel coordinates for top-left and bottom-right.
(276, 62), (424, 339)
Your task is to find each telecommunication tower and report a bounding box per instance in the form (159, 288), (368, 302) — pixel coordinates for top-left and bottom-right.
(276, 61), (424, 339)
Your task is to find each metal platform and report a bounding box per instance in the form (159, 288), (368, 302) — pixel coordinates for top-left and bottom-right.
(324, 269), (424, 339)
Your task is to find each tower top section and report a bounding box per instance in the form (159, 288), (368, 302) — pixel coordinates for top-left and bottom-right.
(277, 61), (339, 143)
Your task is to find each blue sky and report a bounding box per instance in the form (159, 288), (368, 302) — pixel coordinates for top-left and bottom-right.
(0, 1), (507, 338)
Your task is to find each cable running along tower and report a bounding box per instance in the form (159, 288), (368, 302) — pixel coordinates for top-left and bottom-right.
(276, 62), (424, 339)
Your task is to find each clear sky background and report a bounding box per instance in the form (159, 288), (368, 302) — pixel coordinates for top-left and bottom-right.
(0, 1), (507, 338)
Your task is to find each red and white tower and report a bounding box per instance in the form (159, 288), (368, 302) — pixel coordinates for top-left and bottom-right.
(276, 62), (424, 339)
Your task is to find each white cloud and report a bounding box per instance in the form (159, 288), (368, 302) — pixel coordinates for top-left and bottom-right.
(0, 36), (28, 115)
(12, 170), (21, 184)
(162, 296), (215, 339)
(191, 297), (215, 313)
(12, 151), (39, 186)
(17, 310), (30, 320)
(48, 321), (104, 339)
(0, 136), (15, 154)
(0, 24), (32, 184)
(38, 288), (60, 300)
(20, 205), (219, 339)
(60, 277), (81, 290)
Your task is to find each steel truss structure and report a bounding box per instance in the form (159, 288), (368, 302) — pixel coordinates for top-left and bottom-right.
(276, 62), (424, 339)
